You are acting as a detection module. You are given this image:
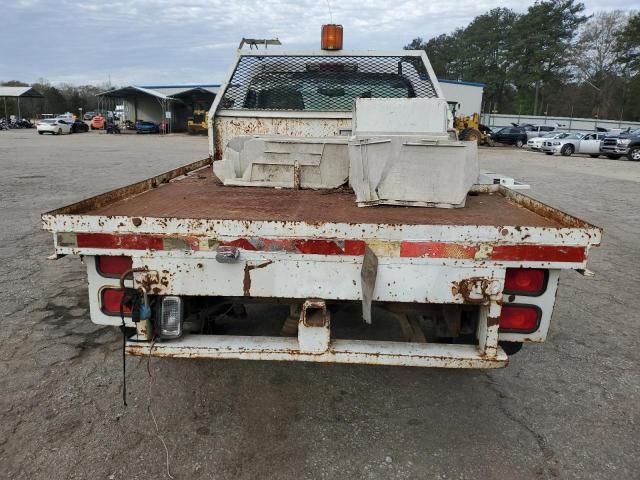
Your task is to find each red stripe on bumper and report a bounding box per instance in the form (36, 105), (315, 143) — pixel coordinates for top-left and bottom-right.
(491, 245), (586, 262)
(76, 233), (199, 251)
(400, 241), (586, 262)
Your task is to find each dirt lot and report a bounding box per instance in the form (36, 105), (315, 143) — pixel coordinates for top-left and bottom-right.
(0, 129), (638, 479)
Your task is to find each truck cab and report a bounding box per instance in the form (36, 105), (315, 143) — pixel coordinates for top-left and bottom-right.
(600, 128), (640, 161)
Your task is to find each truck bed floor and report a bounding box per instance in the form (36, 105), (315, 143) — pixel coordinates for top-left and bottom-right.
(87, 168), (561, 228)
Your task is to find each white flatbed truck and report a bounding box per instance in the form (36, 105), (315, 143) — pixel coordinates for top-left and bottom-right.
(43, 44), (602, 370)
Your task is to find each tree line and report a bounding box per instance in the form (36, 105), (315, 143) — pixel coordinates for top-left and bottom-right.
(405, 0), (640, 121)
(0, 79), (109, 119)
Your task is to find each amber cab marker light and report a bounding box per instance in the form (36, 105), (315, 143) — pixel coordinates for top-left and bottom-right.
(321, 24), (343, 50)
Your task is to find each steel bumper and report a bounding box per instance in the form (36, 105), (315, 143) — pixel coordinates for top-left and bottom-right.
(127, 335), (508, 368)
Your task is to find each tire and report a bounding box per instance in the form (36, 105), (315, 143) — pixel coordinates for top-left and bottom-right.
(607, 154), (621, 160)
(560, 144), (574, 156)
(545, 152), (553, 155)
(589, 154), (599, 158)
(515, 139), (524, 148)
(38, 131), (43, 135)
(460, 127), (482, 144)
(500, 341), (523, 356)
(628, 146), (640, 162)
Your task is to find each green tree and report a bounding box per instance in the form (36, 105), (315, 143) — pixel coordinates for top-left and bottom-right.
(509, 0), (588, 115)
(458, 8), (519, 112)
(574, 11), (630, 118)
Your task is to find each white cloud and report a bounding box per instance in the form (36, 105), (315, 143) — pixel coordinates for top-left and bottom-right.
(2, 0), (637, 85)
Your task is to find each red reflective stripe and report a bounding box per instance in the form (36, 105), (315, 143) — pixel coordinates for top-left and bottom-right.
(73, 233), (585, 262)
(400, 242), (478, 259)
(294, 239), (345, 255)
(400, 242), (586, 262)
(491, 245), (586, 262)
(344, 240), (367, 255)
(76, 233), (200, 251)
(220, 238), (257, 251)
(77, 233), (164, 250)
(220, 238), (366, 255)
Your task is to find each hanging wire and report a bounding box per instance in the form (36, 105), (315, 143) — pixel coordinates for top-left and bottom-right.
(325, 0), (333, 23)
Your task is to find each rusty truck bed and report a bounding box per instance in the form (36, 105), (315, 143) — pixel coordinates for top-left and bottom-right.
(45, 159), (597, 231)
(86, 167), (562, 228)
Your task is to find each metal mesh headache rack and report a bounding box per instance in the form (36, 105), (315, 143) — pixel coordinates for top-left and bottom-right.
(219, 54), (439, 111)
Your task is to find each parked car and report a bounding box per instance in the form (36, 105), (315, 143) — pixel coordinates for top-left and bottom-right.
(83, 111), (96, 121)
(526, 132), (568, 151)
(135, 120), (160, 134)
(36, 119), (72, 135)
(519, 124), (559, 140)
(91, 114), (106, 130)
(541, 132), (606, 157)
(600, 128), (640, 161)
(489, 126), (528, 147)
(71, 120), (89, 133)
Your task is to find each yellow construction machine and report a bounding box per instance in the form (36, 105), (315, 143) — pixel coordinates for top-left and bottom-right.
(448, 102), (492, 145)
(187, 109), (208, 135)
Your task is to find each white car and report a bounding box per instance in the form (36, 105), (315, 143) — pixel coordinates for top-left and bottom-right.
(37, 119), (72, 135)
(541, 132), (606, 157)
(527, 132), (568, 151)
(522, 124), (560, 140)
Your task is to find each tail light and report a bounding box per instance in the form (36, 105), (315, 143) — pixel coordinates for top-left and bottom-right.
(504, 268), (547, 296)
(499, 305), (540, 333)
(96, 255), (132, 277)
(101, 288), (131, 316)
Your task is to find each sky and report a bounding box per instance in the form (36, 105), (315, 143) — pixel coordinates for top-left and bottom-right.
(1, 0), (636, 86)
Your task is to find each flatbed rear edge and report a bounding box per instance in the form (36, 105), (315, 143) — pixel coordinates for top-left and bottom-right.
(42, 159), (602, 252)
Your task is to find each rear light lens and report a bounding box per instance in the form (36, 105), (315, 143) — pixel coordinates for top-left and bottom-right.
(96, 255), (132, 277)
(101, 288), (131, 316)
(499, 305), (540, 333)
(504, 268), (547, 296)
(160, 296), (183, 338)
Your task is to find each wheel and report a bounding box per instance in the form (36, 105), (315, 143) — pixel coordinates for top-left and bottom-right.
(589, 154), (599, 158)
(38, 131), (43, 135)
(560, 144), (574, 156)
(628, 146), (640, 161)
(545, 152), (553, 155)
(515, 139), (524, 148)
(607, 154), (621, 160)
(460, 127), (482, 144)
(500, 341), (523, 356)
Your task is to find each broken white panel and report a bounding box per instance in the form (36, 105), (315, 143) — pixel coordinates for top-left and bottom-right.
(214, 135), (350, 189)
(349, 137), (478, 208)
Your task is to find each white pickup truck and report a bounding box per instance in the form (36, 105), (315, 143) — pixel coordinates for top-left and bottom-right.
(43, 45), (601, 370)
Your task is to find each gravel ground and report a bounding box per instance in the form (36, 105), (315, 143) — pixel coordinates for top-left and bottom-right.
(0, 129), (638, 480)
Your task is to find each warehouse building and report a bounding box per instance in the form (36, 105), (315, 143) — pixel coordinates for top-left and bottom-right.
(97, 84), (218, 133)
(438, 79), (485, 116)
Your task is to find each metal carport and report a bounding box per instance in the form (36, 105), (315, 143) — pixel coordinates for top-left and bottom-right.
(0, 86), (44, 119)
(97, 86), (180, 133)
